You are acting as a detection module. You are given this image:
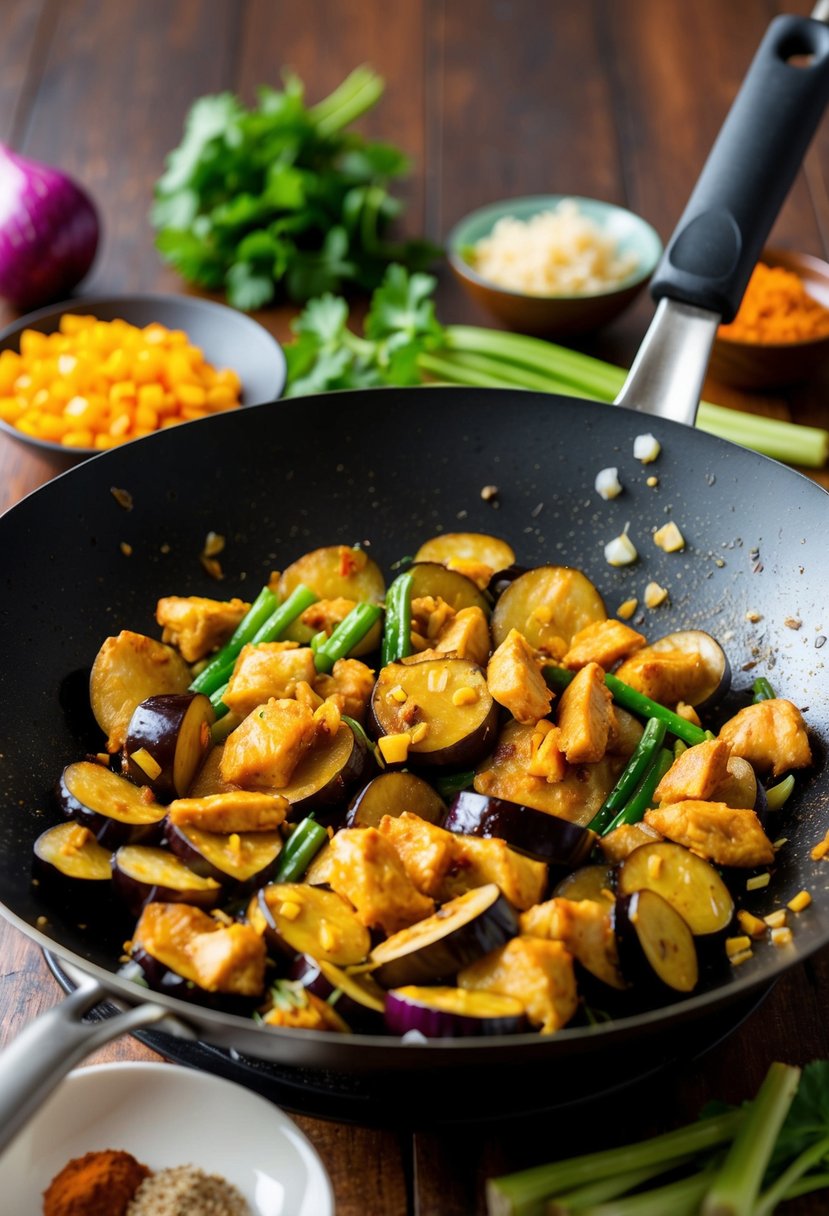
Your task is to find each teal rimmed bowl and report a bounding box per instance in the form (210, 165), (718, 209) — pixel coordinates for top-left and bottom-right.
(447, 195), (663, 337)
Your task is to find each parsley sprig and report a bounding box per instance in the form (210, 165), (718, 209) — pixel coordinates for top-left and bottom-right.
(152, 67), (437, 309)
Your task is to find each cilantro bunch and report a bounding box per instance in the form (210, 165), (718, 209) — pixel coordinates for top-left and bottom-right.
(152, 67), (437, 310)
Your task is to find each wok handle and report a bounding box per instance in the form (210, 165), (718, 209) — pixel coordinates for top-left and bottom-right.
(649, 14), (829, 320)
(0, 973), (195, 1154)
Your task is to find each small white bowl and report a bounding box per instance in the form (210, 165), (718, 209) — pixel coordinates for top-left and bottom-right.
(0, 1061), (333, 1216)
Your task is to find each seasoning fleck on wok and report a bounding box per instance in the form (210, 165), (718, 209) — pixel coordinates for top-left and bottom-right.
(126, 1164), (251, 1216)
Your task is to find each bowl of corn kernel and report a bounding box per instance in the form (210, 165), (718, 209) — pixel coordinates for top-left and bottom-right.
(0, 294), (286, 458)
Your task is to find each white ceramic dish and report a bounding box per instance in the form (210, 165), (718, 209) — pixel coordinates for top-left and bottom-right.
(0, 1061), (334, 1215)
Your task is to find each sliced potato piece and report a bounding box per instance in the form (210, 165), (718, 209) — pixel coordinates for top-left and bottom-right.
(491, 566), (606, 656)
(251, 882), (371, 965)
(278, 546), (385, 652)
(90, 630), (192, 752)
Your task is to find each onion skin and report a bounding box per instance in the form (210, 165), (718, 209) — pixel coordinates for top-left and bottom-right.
(0, 144), (99, 311)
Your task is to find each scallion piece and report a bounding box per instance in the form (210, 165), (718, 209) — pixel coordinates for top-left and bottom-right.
(752, 676), (776, 702)
(314, 602), (383, 674)
(588, 717), (667, 834)
(602, 747), (673, 834)
(189, 584), (277, 696)
(381, 571), (414, 665)
(765, 773), (796, 812)
(273, 814), (328, 883)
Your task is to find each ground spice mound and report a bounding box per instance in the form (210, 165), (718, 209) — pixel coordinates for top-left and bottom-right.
(43, 1148), (150, 1216)
(126, 1164), (251, 1215)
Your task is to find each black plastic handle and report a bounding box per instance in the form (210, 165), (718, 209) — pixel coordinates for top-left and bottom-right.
(650, 14), (829, 321)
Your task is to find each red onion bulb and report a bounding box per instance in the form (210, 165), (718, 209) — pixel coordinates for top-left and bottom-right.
(0, 143), (100, 312)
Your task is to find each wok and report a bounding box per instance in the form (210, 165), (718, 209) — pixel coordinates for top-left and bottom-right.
(2, 12), (829, 1146)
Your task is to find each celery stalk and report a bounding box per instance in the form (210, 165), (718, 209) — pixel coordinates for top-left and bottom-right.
(700, 1061), (801, 1216)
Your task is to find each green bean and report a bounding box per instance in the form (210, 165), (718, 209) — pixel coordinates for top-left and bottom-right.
(752, 676), (777, 703)
(314, 603), (383, 674)
(588, 717), (667, 834)
(381, 571), (413, 665)
(189, 584), (277, 695)
(603, 747), (674, 834)
(273, 815), (329, 882)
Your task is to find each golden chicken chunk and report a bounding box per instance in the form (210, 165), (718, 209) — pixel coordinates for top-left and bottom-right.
(487, 627), (553, 725)
(377, 812), (456, 899)
(654, 738), (732, 805)
(220, 697), (317, 789)
(313, 657), (376, 723)
(520, 897), (625, 989)
(614, 647), (704, 708)
(598, 822), (662, 863)
(458, 937), (578, 1034)
(223, 641), (317, 717)
(166, 789), (290, 833)
(433, 606), (491, 667)
(563, 618), (646, 671)
(718, 698), (812, 778)
(325, 827), (435, 935)
(133, 902), (266, 996)
(644, 800), (775, 868)
(556, 661), (615, 764)
(156, 595), (250, 663)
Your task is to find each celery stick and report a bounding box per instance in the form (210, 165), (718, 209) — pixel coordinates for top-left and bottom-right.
(701, 1061), (801, 1216)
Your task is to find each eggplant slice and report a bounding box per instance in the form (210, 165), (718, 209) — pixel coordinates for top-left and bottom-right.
(444, 790), (596, 867)
(58, 761), (167, 848)
(613, 889), (699, 994)
(617, 840), (734, 937)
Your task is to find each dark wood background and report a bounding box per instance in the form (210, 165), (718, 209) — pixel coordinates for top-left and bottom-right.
(2, 2), (829, 1212)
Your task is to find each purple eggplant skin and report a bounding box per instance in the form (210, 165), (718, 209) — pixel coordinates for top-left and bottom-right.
(124, 692), (214, 802)
(164, 820), (282, 890)
(384, 987), (528, 1038)
(487, 564), (529, 600)
(57, 761), (167, 850)
(289, 953), (385, 1032)
(613, 890), (699, 996)
(282, 722), (377, 826)
(445, 790), (596, 867)
(346, 770), (447, 830)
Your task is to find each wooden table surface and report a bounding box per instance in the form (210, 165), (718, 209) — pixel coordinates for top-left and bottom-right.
(2, 2), (829, 1212)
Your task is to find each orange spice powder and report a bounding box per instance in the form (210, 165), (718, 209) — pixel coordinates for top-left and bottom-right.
(718, 261), (829, 344)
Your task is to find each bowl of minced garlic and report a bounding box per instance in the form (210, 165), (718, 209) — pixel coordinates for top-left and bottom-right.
(710, 249), (829, 389)
(42, 1149), (253, 1216)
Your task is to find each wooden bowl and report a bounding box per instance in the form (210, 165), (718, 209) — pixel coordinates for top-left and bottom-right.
(0, 293), (286, 460)
(708, 249), (829, 390)
(446, 195), (662, 337)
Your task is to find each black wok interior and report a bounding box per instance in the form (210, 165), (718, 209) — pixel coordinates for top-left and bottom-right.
(2, 385), (829, 1069)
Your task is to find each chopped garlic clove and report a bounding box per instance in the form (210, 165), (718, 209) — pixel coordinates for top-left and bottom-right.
(653, 521), (685, 552)
(634, 433), (661, 463)
(644, 581), (669, 608)
(604, 525), (638, 566)
(595, 467), (623, 500)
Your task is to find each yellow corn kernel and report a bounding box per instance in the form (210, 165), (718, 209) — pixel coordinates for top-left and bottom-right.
(319, 921), (341, 953)
(770, 926), (794, 947)
(787, 889), (812, 913)
(811, 836), (829, 861)
(763, 909), (787, 929)
(129, 748), (162, 781)
(647, 853), (663, 879)
(378, 733), (411, 764)
(137, 382), (165, 410)
(228, 833), (242, 856)
(617, 598), (638, 620)
(109, 380), (137, 405)
(452, 686), (478, 707)
(133, 405), (158, 431)
(410, 722), (430, 745)
(176, 383), (207, 408)
(644, 581), (669, 608)
(725, 935), (752, 957)
(737, 909), (768, 939)
(652, 522), (686, 553)
(729, 948), (753, 967)
(746, 872), (771, 891)
(278, 900), (302, 921)
(388, 685), (408, 704)
(63, 429), (94, 448)
(206, 384), (239, 409)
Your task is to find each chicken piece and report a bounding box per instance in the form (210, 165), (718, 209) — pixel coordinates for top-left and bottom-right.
(186, 921), (267, 995)
(718, 698), (812, 778)
(325, 828), (435, 935)
(166, 789), (290, 833)
(556, 661), (615, 764)
(487, 628), (553, 725)
(133, 902), (266, 995)
(433, 606), (491, 667)
(614, 647), (705, 708)
(458, 937), (578, 1034)
(654, 738), (732, 805)
(223, 642), (317, 717)
(377, 812), (460, 899)
(520, 897), (625, 989)
(156, 595), (250, 663)
(220, 697), (317, 789)
(411, 595), (457, 643)
(526, 721), (567, 783)
(313, 657), (376, 723)
(598, 822), (662, 863)
(563, 619), (646, 671)
(644, 800), (775, 867)
(299, 596), (357, 636)
(445, 835), (548, 910)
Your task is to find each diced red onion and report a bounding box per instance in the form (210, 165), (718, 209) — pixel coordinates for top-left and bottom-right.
(0, 143), (99, 312)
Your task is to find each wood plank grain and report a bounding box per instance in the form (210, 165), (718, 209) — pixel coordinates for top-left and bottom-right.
(0, 0), (52, 146)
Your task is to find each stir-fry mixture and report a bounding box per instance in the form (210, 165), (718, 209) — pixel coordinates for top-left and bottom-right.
(35, 535), (814, 1039)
